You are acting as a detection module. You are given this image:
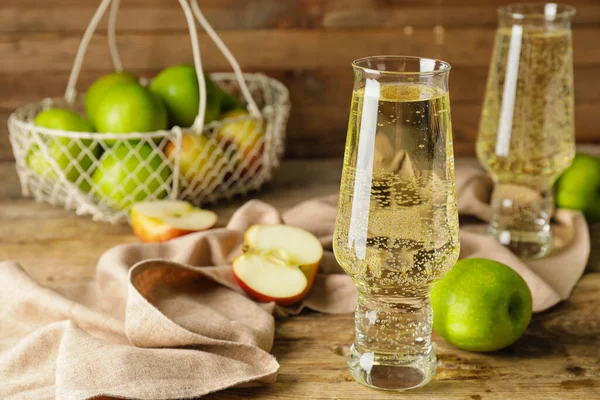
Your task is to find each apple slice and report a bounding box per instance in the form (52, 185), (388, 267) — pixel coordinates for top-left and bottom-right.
(131, 200), (217, 243)
(233, 224), (323, 305)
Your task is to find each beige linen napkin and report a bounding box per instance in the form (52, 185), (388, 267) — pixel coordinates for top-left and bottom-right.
(0, 165), (589, 399)
(0, 199), (353, 400)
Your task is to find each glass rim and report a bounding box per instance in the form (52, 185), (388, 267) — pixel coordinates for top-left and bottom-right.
(352, 55), (451, 76)
(497, 3), (576, 20)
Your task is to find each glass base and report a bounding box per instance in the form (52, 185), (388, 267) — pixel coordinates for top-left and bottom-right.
(347, 344), (436, 391)
(486, 225), (552, 260)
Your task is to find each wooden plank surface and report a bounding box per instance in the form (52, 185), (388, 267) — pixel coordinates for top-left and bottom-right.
(2, 0), (600, 32)
(1, 157), (599, 399)
(2, 64), (600, 160)
(3, 28), (600, 72)
(1, 0), (599, 160)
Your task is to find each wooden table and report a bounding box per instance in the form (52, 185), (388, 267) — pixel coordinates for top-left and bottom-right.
(1, 159), (599, 399)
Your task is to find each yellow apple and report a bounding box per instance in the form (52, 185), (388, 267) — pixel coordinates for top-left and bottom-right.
(216, 110), (265, 176)
(165, 132), (229, 189)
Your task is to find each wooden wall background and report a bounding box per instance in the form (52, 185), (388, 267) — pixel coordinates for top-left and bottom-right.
(1, 0), (599, 160)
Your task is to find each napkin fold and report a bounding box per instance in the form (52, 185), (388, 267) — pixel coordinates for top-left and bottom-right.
(0, 165), (589, 399)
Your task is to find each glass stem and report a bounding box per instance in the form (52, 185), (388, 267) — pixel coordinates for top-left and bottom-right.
(354, 291), (433, 361)
(348, 291), (437, 390)
(487, 182), (554, 259)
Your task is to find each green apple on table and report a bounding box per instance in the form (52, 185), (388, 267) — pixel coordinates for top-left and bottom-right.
(431, 258), (533, 352)
(150, 65), (223, 127)
(556, 153), (600, 222)
(28, 108), (99, 190)
(91, 143), (171, 210)
(94, 82), (168, 135)
(85, 71), (138, 126)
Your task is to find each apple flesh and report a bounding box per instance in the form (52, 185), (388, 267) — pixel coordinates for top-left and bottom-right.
(431, 258), (532, 352)
(233, 224), (323, 306)
(131, 200), (217, 242)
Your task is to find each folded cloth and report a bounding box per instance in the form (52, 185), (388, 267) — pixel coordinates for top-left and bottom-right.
(0, 165), (589, 399)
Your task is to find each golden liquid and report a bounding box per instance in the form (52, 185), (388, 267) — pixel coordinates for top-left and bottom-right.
(333, 84), (460, 299)
(477, 27), (575, 190)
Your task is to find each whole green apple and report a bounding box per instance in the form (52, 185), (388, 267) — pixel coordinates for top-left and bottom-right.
(28, 108), (99, 190)
(431, 258), (532, 352)
(91, 143), (171, 210)
(94, 82), (168, 134)
(85, 71), (138, 126)
(219, 90), (244, 114)
(556, 153), (600, 222)
(149, 65), (221, 127)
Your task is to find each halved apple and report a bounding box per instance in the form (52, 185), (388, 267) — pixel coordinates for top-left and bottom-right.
(233, 224), (323, 305)
(130, 200), (217, 243)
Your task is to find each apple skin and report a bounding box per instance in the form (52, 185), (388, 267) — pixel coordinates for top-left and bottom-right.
(556, 153), (600, 222)
(232, 258), (320, 306)
(85, 71), (138, 126)
(219, 90), (244, 114)
(130, 210), (195, 243)
(91, 144), (171, 210)
(150, 65), (221, 127)
(216, 110), (265, 175)
(431, 258), (532, 352)
(28, 108), (99, 190)
(94, 82), (168, 134)
(164, 133), (228, 188)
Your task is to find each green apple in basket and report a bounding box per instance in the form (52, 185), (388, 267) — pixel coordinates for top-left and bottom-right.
(556, 153), (600, 222)
(27, 108), (100, 191)
(431, 258), (532, 352)
(85, 71), (138, 126)
(91, 143), (171, 210)
(150, 64), (236, 128)
(93, 81), (168, 135)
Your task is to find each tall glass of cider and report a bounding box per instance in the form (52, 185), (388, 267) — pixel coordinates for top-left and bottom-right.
(333, 56), (459, 391)
(477, 3), (576, 259)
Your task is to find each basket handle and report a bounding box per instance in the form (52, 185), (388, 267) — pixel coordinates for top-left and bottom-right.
(107, 0), (123, 72)
(190, 0), (261, 120)
(64, 0), (261, 133)
(64, 0), (113, 104)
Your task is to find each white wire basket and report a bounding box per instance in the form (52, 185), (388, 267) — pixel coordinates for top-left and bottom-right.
(7, 0), (290, 224)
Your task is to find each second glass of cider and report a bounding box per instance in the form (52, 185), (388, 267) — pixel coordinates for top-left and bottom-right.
(477, 3), (576, 259)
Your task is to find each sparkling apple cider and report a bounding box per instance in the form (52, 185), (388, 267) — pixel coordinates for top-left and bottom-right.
(333, 82), (459, 384)
(478, 28), (575, 189)
(477, 25), (575, 258)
